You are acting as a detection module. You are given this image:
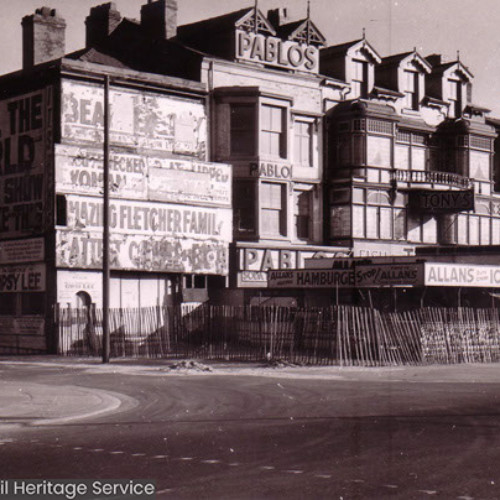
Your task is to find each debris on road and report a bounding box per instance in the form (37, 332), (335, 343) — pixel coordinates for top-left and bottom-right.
(168, 360), (213, 372)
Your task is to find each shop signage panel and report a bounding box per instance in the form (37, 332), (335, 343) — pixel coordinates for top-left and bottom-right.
(0, 263), (46, 292)
(249, 161), (293, 180)
(65, 195), (232, 242)
(268, 269), (355, 288)
(425, 263), (500, 287)
(56, 230), (229, 275)
(57, 270), (103, 306)
(355, 263), (424, 287)
(61, 81), (207, 157)
(409, 189), (474, 213)
(0, 89), (51, 239)
(238, 246), (351, 287)
(235, 29), (319, 74)
(55, 145), (231, 206)
(0, 237), (44, 264)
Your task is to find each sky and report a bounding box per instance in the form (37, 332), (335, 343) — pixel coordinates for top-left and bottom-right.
(2, 0), (500, 115)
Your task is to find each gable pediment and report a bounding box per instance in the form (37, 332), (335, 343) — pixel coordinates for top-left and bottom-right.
(287, 19), (326, 47)
(402, 52), (432, 74)
(347, 39), (382, 64)
(235, 8), (276, 36)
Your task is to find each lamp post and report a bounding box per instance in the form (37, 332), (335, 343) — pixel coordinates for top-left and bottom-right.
(102, 74), (110, 363)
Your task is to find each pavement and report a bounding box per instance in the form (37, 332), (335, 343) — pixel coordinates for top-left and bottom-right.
(2, 356), (500, 429)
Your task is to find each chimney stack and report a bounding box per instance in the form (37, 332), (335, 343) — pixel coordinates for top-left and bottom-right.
(267, 8), (289, 28)
(141, 0), (178, 40)
(426, 54), (442, 67)
(22, 7), (66, 69)
(85, 2), (121, 48)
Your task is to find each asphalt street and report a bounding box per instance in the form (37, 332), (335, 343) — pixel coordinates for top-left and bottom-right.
(1, 359), (500, 499)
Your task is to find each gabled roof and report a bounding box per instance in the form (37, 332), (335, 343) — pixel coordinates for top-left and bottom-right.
(380, 50), (432, 73)
(426, 57), (474, 80)
(321, 38), (381, 64)
(278, 18), (326, 46)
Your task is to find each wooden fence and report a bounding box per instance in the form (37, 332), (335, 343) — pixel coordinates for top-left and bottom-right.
(55, 305), (500, 366)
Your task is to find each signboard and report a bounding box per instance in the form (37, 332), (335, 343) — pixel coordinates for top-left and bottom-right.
(238, 246), (351, 287)
(56, 230), (229, 275)
(249, 162), (292, 180)
(269, 269), (355, 288)
(64, 195), (232, 242)
(0, 89), (51, 239)
(425, 263), (500, 287)
(61, 81), (207, 157)
(57, 270), (102, 306)
(409, 190), (474, 213)
(55, 145), (231, 206)
(0, 238), (44, 264)
(0, 263), (46, 292)
(235, 29), (319, 74)
(355, 263), (423, 287)
(0, 316), (46, 352)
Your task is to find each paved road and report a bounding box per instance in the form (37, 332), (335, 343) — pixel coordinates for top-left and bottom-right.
(1, 360), (500, 499)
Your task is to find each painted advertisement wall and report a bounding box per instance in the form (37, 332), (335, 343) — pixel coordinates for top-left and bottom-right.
(0, 263), (46, 293)
(57, 195), (231, 274)
(55, 145), (231, 207)
(61, 80), (207, 158)
(0, 88), (53, 239)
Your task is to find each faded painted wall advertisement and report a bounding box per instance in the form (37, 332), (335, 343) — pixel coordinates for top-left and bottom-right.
(61, 81), (207, 158)
(0, 263), (46, 292)
(55, 145), (231, 206)
(56, 230), (228, 274)
(0, 89), (51, 238)
(0, 237), (44, 264)
(64, 195), (232, 241)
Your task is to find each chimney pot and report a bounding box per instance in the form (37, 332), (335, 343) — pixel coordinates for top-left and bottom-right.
(141, 0), (178, 40)
(85, 2), (121, 48)
(267, 8), (289, 28)
(22, 6), (66, 69)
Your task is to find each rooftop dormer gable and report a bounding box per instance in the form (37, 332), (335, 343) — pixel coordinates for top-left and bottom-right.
(345, 38), (382, 65)
(235, 7), (276, 36)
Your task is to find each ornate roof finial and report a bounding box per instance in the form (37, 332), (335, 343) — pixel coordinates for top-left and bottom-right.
(413, 46), (417, 53)
(362, 27), (366, 40)
(307, 0), (311, 20)
(457, 50), (460, 62)
(254, 0), (258, 33)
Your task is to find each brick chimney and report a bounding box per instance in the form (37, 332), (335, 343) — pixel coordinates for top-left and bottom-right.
(426, 54), (442, 67)
(267, 8), (289, 28)
(85, 2), (121, 48)
(141, 0), (178, 40)
(22, 7), (66, 69)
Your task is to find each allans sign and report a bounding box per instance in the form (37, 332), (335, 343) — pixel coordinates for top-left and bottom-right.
(235, 29), (319, 74)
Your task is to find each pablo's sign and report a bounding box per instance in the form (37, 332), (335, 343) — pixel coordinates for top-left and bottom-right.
(249, 162), (292, 180)
(236, 29), (319, 73)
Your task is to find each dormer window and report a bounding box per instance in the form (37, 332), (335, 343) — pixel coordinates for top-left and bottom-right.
(404, 70), (419, 110)
(448, 78), (463, 118)
(353, 60), (369, 98)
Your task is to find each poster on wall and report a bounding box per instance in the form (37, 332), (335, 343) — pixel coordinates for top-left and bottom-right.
(56, 230), (229, 275)
(0, 263), (46, 292)
(55, 144), (231, 207)
(0, 237), (44, 264)
(61, 81), (207, 158)
(0, 88), (51, 239)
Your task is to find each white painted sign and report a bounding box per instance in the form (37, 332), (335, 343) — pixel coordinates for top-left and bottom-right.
(236, 29), (319, 73)
(0, 263), (46, 292)
(56, 230), (229, 275)
(0, 237), (44, 264)
(61, 81), (207, 157)
(57, 270), (102, 306)
(425, 263), (500, 287)
(64, 195), (232, 242)
(55, 145), (231, 206)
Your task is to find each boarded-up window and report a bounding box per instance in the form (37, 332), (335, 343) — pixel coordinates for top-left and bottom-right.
(367, 136), (391, 167)
(261, 182), (286, 236)
(230, 104), (255, 156)
(395, 144), (410, 170)
(234, 182), (256, 232)
(261, 105), (286, 158)
(294, 120), (312, 166)
(294, 190), (311, 240)
(352, 205), (364, 237)
(411, 147), (426, 171)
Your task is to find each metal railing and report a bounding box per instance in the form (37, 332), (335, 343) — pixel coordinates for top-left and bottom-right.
(391, 169), (473, 189)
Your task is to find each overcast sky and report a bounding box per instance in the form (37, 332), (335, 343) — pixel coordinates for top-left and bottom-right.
(2, 0), (500, 115)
